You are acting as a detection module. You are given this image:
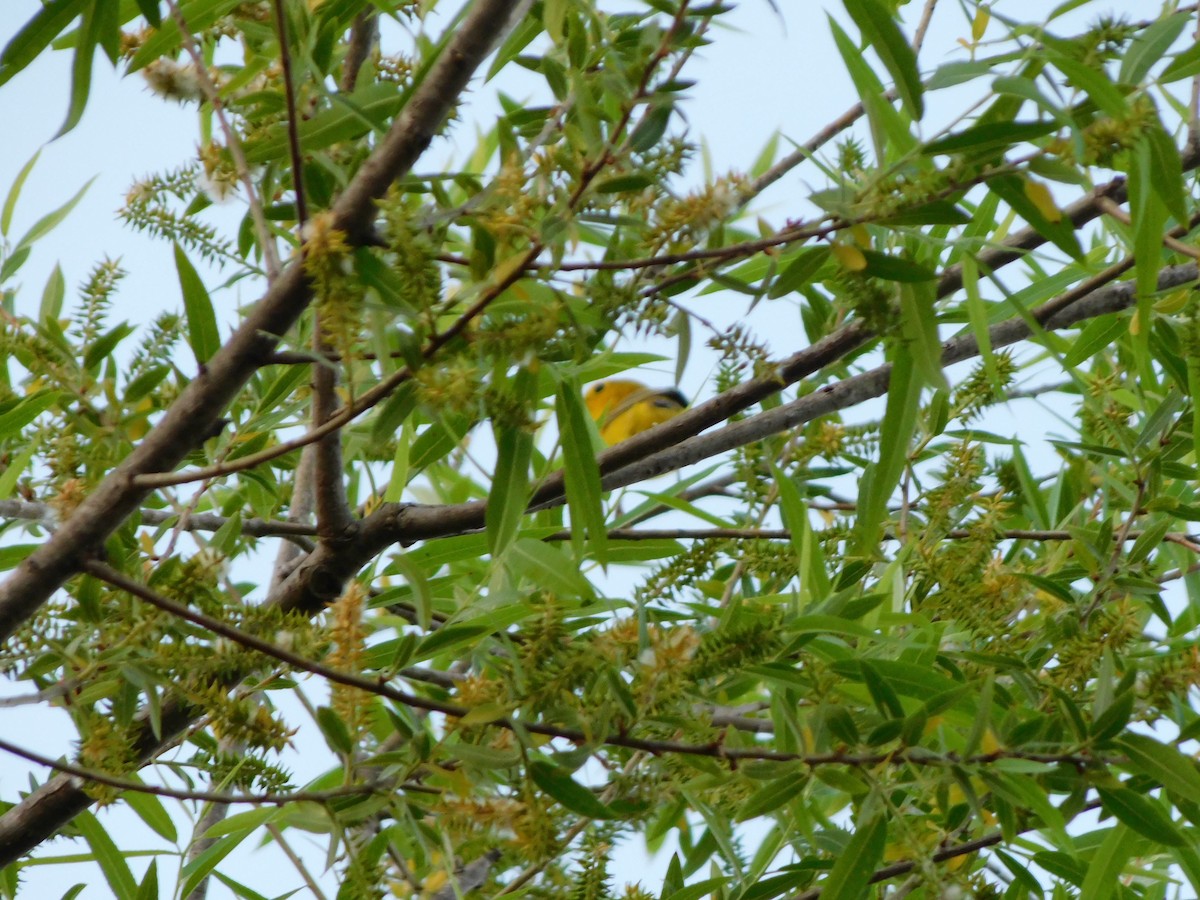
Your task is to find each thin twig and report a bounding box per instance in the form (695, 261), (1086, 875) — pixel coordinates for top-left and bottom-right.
(0, 734), (378, 806)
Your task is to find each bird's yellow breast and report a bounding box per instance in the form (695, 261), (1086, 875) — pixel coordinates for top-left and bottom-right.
(584, 380), (688, 445)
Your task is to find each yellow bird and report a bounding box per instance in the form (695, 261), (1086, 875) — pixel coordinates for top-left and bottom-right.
(584, 379), (688, 445)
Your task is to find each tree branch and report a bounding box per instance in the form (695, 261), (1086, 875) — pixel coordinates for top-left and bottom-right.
(0, 0), (527, 646)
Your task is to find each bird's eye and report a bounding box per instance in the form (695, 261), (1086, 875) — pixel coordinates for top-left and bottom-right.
(591, 384), (604, 393)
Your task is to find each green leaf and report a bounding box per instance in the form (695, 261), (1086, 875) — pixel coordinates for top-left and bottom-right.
(664, 878), (729, 900)
(1142, 118), (1186, 225)
(486, 367), (537, 555)
(856, 341), (922, 551)
(1064, 316), (1127, 368)
(0, 0), (89, 88)
(413, 624), (493, 663)
(0, 445), (37, 500)
(1161, 39), (1200, 83)
(1096, 787), (1185, 846)
(860, 661), (904, 718)
(1088, 689), (1132, 741)
(768, 247), (830, 297)
(248, 83), (404, 163)
(173, 244), (220, 365)
(1172, 842), (1200, 897)
(737, 771), (807, 821)
(877, 200), (971, 226)
(1078, 824), (1134, 900)
(629, 103), (674, 153)
(0, 545), (38, 572)
(83, 323), (135, 371)
(0, 391), (60, 437)
(922, 120), (1057, 157)
(1, 150), (39, 237)
(134, 0), (163, 28)
(316, 706), (354, 755)
(820, 810), (886, 900)
(1116, 733), (1200, 805)
(122, 781), (178, 843)
(135, 861), (158, 900)
(13, 176), (94, 255)
(860, 250), (936, 283)
(556, 382), (607, 562)
(127, 0), (242, 72)
(1119, 12), (1188, 85)
(1051, 54), (1127, 117)
(508, 539), (595, 599)
(828, 16), (914, 161)
(899, 280), (948, 391)
(529, 759), (615, 818)
(76, 810), (138, 899)
(842, 0), (923, 120)
(39, 264), (66, 325)
(1129, 139), (1169, 314)
(179, 832), (244, 898)
(56, 2), (101, 137)
(988, 174), (1083, 260)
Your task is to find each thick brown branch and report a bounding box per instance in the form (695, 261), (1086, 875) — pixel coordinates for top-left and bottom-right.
(0, 0), (526, 646)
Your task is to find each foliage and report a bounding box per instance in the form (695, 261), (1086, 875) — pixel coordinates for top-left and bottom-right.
(1, 0), (1200, 898)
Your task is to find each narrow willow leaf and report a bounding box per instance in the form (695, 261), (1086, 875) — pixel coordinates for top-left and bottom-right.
(246, 81), (406, 163)
(179, 832), (246, 898)
(0, 151), (39, 237)
(508, 539), (594, 599)
(821, 811), (886, 900)
(856, 342), (922, 551)
(1096, 787), (1185, 846)
(1172, 843), (1200, 897)
(768, 247), (830, 297)
(961, 256), (1002, 391)
(486, 368), (537, 556)
(842, 0), (923, 120)
(1116, 733), (1200, 805)
(1078, 824), (1134, 900)
(876, 200), (970, 226)
(556, 382), (607, 562)
(0, 391), (60, 438)
(134, 0), (163, 28)
(0, 0), (88, 88)
(174, 243), (220, 364)
(1161, 39), (1200, 83)
(13, 176), (94, 255)
(122, 783), (178, 843)
(1142, 118), (1186, 225)
(988, 174), (1083, 260)
(1023, 179), (1062, 222)
(1119, 12), (1188, 85)
(828, 16), (914, 161)
(75, 811), (138, 899)
(529, 760), (615, 818)
(39, 264), (65, 325)
(861, 250), (936, 282)
(54, 0), (103, 135)
(899, 280), (948, 391)
(1051, 54), (1127, 117)
(135, 860), (158, 900)
(736, 771), (806, 821)
(127, 0), (242, 72)
(922, 120), (1057, 157)
(1129, 140), (1168, 324)
(663, 877), (729, 900)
